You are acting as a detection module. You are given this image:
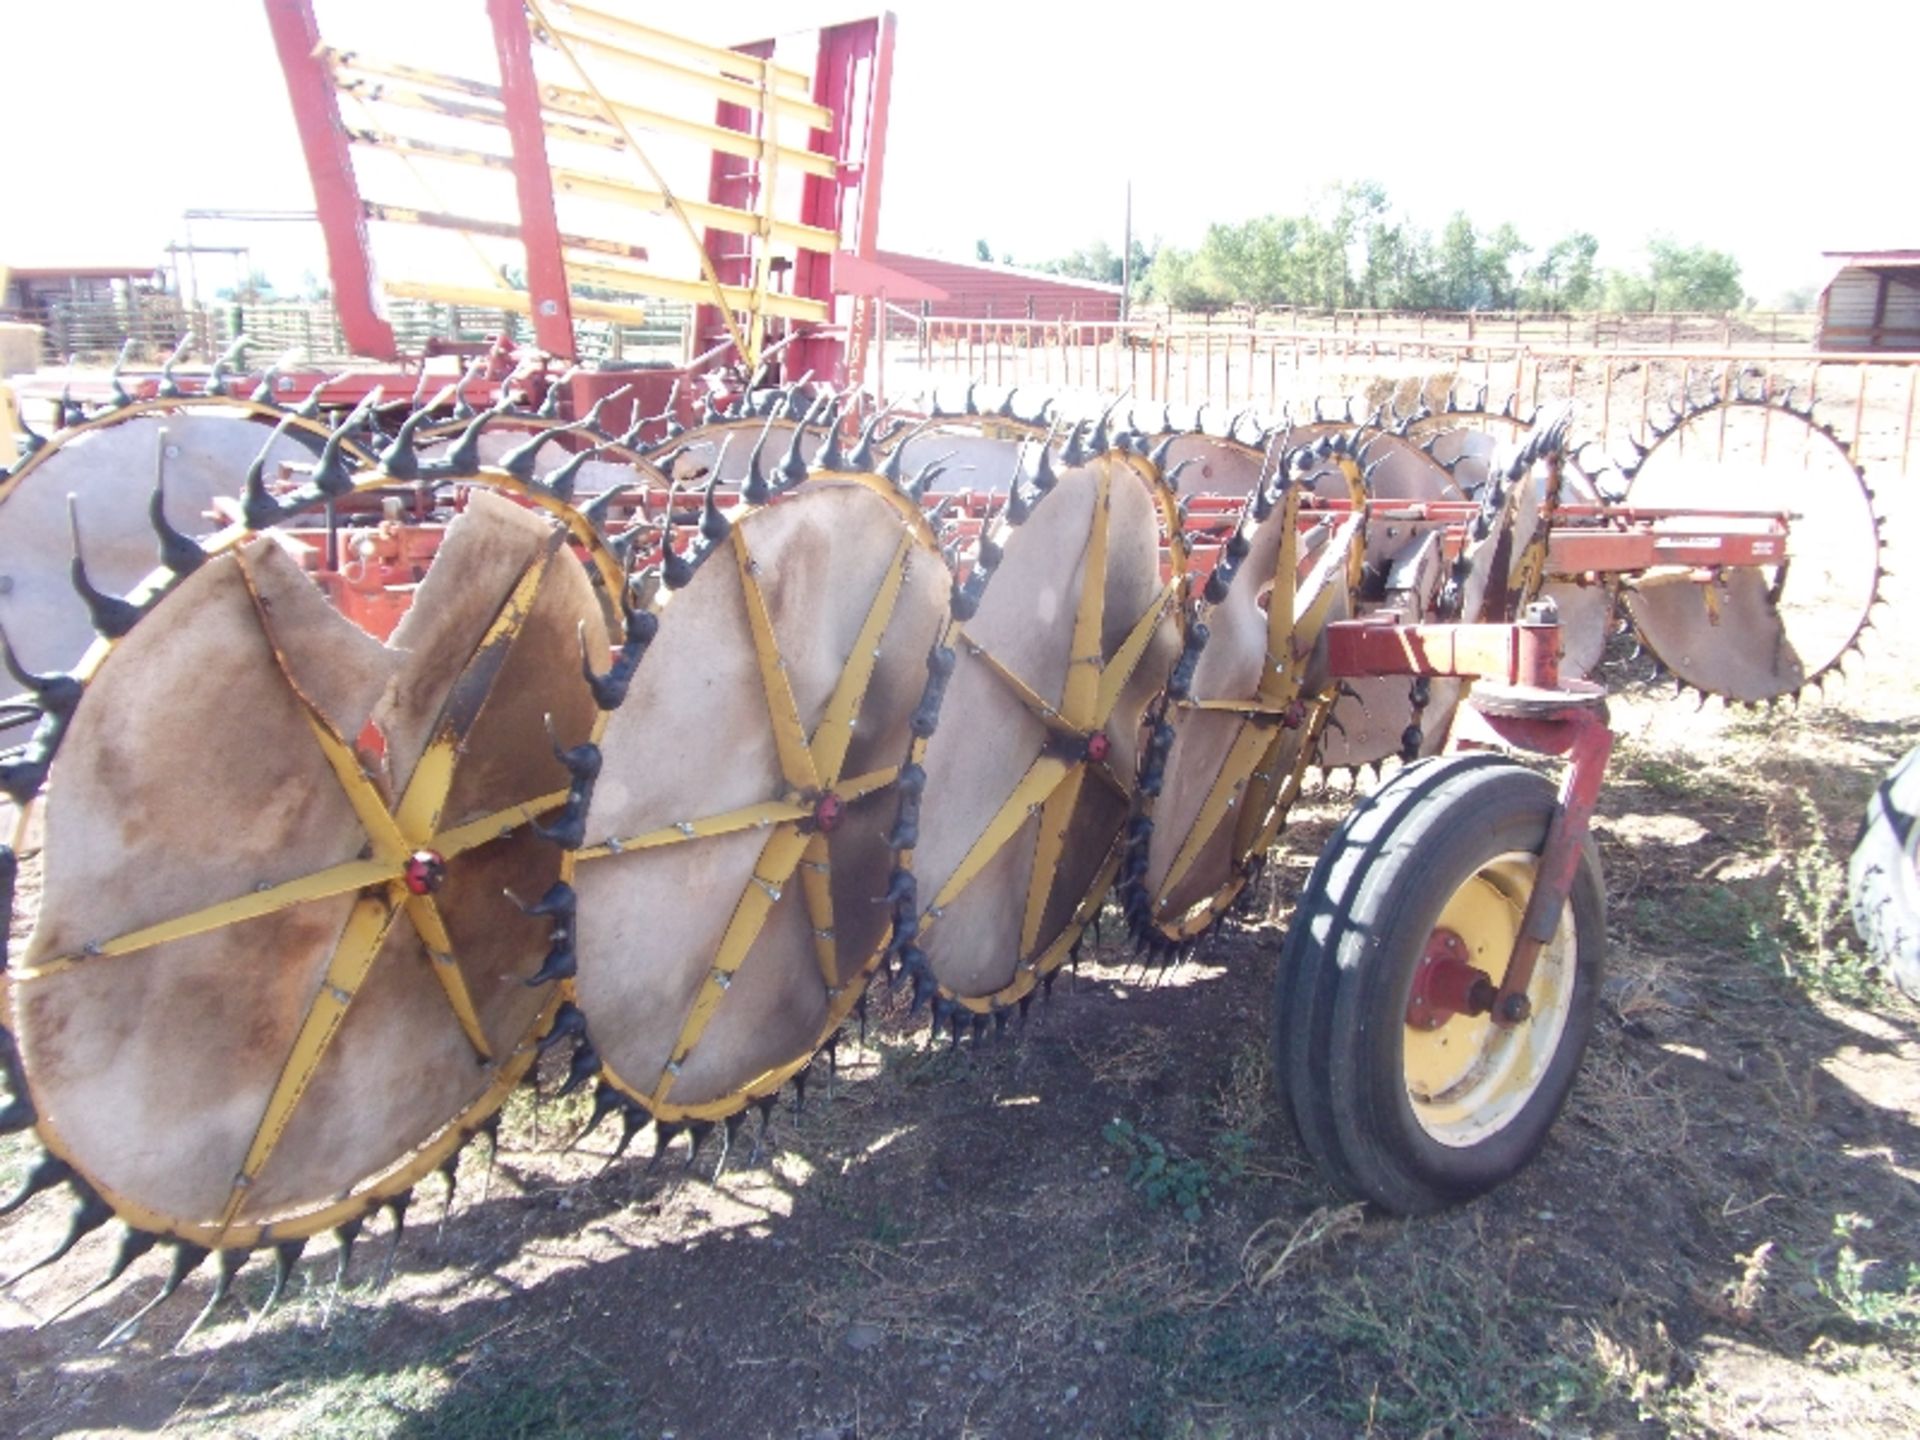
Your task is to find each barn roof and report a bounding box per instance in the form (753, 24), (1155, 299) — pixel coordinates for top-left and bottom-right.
(874, 249), (1123, 321)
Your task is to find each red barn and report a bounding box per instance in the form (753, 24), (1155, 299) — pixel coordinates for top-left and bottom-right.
(874, 250), (1123, 324)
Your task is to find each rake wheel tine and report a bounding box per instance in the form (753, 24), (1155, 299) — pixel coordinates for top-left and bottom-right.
(4, 1184), (113, 1289)
(150, 433), (207, 576)
(100, 1243), (207, 1350)
(34, 1225), (160, 1331)
(373, 1193), (411, 1293)
(173, 1248), (248, 1351)
(0, 1152), (73, 1217)
(68, 497), (143, 638)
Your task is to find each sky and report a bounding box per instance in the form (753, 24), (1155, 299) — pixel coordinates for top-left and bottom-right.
(1, 0), (1912, 306)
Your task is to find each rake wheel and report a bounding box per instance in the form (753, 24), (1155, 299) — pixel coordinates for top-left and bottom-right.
(1613, 393), (1885, 704)
(889, 438), (1184, 1030)
(1119, 443), (1366, 950)
(1, 433), (622, 1330)
(555, 450), (950, 1143)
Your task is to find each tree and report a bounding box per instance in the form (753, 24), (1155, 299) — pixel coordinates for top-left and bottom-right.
(1602, 239), (1745, 313)
(1435, 213), (1479, 309)
(1522, 232), (1600, 312)
(1480, 223), (1526, 310)
(1645, 238), (1745, 311)
(975, 238), (993, 263)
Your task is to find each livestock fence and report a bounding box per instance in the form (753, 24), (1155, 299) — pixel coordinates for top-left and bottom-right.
(875, 315), (1920, 478)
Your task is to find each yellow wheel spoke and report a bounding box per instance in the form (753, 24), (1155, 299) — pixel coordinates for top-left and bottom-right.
(21, 856), (402, 980)
(653, 823), (813, 1105)
(296, 711), (412, 861)
(932, 754), (1071, 911)
(811, 534), (911, 786)
(218, 889), (404, 1233)
(1060, 467), (1113, 730)
(798, 833), (838, 988)
(734, 529), (821, 793)
(1021, 765), (1086, 958)
(433, 788), (571, 859)
(960, 636), (1079, 737)
(572, 796), (810, 863)
(395, 549), (555, 839)
(836, 765), (899, 803)
(1258, 485), (1303, 692)
(403, 895), (494, 1062)
(1092, 579), (1177, 728)
(1159, 723), (1272, 904)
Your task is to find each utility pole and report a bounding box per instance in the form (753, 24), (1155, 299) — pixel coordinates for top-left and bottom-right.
(1121, 180), (1133, 322)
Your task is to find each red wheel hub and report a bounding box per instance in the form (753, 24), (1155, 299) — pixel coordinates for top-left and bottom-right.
(1085, 731), (1111, 764)
(1406, 929), (1496, 1030)
(402, 849), (448, 896)
(813, 792), (844, 833)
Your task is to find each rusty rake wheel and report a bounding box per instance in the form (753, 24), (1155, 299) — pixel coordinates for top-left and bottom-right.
(0, 423), (624, 1333)
(552, 438), (950, 1161)
(886, 435), (1185, 1036)
(0, 381), (363, 728)
(1611, 390), (1886, 705)
(1119, 448), (1368, 950)
(1314, 421), (1572, 776)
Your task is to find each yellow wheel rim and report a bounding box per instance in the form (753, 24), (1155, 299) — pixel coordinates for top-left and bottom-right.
(1402, 852), (1576, 1149)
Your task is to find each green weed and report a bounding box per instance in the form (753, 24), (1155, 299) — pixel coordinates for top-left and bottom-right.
(1102, 1118), (1217, 1221)
(1812, 1213), (1920, 1337)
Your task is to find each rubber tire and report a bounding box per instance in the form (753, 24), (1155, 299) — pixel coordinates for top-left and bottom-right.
(1849, 745), (1920, 1002)
(1273, 754), (1605, 1215)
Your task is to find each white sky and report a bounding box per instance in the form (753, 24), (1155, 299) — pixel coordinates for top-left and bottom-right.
(1, 0), (1911, 305)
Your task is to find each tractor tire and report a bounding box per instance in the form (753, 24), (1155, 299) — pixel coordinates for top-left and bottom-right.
(1850, 745), (1920, 1003)
(1273, 754), (1605, 1215)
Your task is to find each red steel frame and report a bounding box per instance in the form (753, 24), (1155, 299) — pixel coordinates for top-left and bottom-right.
(262, 0), (896, 391)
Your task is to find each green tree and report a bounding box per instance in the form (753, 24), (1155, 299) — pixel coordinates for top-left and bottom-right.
(975, 238), (993, 263)
(1435, 213), (1479, 309)
(1480, 223), (1526, 310)
(1522, 232), (1600, 311)
(1602, 239), (1745, 312)
(1646, 238), (1745, 310)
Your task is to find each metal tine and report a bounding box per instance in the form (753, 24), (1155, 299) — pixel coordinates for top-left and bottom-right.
(0, 621), (82, 718)
(310, 386), (384, 496)
(656, 477), (691, 589)
(500, 416), (594, 481)
(451, 357), (488, 420)
(379, 383), (459, 480)
(779, 392), (831, 488)
(33, 1226), (161, 1331)
(880, 417), (938, 488)
(699, 454), (732, 545)
(741, 406), (783, 504)
(372, 1192), (412, 1293)
(206, 334), (248, 397)
(99, 1243), (208, 1349)
(1087, 390), (1128, 453)
(247, 1238), (308, 1336)
(156, 334), (192, 398)
(541, 441), (608, 505)
(537, 365), (582, 420)
(147, 432), (208, 579)
(172, 1248), (249, 1351)
(68, 496), (143, 638)
(108, 338), (137, 409)
(905, 450), (957, 504)
(3, 1186), (112, 1289)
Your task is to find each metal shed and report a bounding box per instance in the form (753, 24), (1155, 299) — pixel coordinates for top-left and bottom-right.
(1817, 251), (1920, 351)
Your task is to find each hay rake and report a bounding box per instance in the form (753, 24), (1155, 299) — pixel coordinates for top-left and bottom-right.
(0, 353), (1888, 1341)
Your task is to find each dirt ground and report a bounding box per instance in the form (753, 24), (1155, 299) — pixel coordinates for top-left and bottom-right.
(1, 421), (1916, 1437)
